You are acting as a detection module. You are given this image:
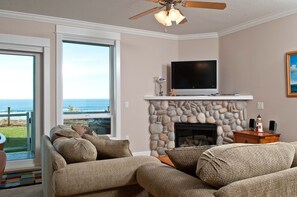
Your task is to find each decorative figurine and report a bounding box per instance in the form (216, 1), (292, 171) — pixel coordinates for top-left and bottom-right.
(154, 76), (166, 96)
(169, 89), (177, 96)
(256, 114), (263, 132)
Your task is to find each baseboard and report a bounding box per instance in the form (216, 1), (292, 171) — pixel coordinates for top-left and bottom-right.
(132, 151), (151, 156)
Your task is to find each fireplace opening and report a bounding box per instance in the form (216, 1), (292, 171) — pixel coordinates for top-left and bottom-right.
(175, 123), (217, 147)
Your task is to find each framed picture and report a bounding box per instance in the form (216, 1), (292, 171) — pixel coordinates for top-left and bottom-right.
(286, 50), (297, 97)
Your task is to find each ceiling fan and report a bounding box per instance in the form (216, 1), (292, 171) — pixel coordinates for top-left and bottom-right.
(129, 0), (226, 27)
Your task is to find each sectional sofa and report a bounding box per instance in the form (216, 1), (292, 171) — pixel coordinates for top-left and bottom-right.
(42, 125), (297, 197)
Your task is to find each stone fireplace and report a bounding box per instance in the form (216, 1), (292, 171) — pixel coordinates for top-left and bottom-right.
(146, 95), (252, 157)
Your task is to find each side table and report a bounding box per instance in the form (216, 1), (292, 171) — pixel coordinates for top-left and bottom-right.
(233, 130), (280, 144)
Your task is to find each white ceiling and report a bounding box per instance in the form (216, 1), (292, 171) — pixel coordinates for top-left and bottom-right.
(1, 0), (297, 35)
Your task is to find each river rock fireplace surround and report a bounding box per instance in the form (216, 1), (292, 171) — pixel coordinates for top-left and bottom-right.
(145, 95), (253, 157)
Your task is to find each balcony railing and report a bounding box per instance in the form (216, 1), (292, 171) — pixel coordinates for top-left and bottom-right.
(0, 112), (32, 152)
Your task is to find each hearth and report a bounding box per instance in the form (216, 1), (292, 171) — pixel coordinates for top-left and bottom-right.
(175, 123), (217, 147)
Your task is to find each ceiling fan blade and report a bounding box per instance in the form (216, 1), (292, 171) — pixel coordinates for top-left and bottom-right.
(146, 0), (160, 3)
(129, 6), (163, 20)
(182, 1), (226, 10)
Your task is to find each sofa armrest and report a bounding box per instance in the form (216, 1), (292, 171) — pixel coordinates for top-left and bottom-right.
(53, 156), (159, 196)
(42, 135), (67, 197)
(216, 167), (297, 197)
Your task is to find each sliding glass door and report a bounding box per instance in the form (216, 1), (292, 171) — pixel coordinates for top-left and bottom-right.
(0, 51), (38, 160)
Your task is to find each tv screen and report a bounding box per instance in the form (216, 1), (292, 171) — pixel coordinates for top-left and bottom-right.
(171, 60), (218, 95)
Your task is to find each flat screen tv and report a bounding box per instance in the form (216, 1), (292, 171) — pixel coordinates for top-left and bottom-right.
(171, 60), (218, 95)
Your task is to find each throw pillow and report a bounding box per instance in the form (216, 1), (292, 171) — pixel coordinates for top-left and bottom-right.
(83, 134), (132, 160)
(196, 142), (295, 188)
(50, 125), (81, 142)
(71, 125), (97, 137)
(53, 137), (97, 164)
(165, 145), (215, 176)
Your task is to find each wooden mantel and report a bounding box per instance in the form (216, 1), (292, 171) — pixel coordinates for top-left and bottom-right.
(144, 95), (253, 101)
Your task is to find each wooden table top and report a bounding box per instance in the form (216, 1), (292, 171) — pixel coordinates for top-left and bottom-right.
(233, 130), (280, 137)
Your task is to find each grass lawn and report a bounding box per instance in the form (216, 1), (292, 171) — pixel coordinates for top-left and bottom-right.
(0, 126), (27, 152)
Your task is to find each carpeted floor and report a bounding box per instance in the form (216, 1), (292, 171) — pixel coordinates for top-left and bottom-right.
(0, 170), (41, 189)
(0, 184), (43, 197)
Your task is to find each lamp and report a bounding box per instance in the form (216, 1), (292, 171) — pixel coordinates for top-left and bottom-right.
(154, 4), (186, 27)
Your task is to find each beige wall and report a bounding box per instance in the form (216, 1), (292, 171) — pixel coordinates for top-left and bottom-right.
(120, 34), (178, 152)
(219, 13), (297, 142)
(178, 38), (219, 61)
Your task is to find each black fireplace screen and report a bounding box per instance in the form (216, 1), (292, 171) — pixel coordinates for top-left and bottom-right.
(175, 123), (217, 147)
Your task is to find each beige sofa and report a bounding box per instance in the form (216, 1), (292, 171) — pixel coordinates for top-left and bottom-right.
(41, 135), (160, 197)
(42, 125), (297, 197)
(137, 142), (297, 197)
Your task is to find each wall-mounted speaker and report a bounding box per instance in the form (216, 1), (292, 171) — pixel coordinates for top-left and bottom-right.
(269, 120), (277, 133)
(249, 119), (256, 130)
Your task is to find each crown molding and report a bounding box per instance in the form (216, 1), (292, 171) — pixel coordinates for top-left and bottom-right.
(0, 9), (180, 40)
(218, 7), (297, 37)
(178, 32), (218, 40)
(0, 9), (217, 41)
(1, 8), (297, 40)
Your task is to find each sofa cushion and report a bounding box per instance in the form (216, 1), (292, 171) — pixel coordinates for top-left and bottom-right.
(53, 137), (97, 163)
(165, 145), (214, 176)
(54, 156), (159, 196)
(50, 125), (81, 142)
(83, 134), (132, 160)
(136, 162), (216, 197)
(196, 142), (295, 188)
(215, 167), (297, 197)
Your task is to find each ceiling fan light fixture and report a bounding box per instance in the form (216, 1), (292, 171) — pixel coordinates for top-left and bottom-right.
(154, 10), (168, 25)
(168, 8), (181, 21)
(176, 13), (186, 25)
(165, 16), (172, 26)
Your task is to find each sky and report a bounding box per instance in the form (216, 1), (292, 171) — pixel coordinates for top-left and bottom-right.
(63, 42), (110, 99)
(0, 42), (110, 100)
(0, 54), (33, 99)
(290, 54), (297, 85)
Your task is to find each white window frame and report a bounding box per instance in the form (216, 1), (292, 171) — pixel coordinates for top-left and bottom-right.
(0, 33), (50, 170)
(56, 25), (121, 138)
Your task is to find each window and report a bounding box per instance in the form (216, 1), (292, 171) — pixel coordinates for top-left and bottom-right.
(62, 41), (113, 135)
(56, 25), (121, 137)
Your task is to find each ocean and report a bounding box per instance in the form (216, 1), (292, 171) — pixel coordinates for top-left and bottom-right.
(0, 99), (110, 113)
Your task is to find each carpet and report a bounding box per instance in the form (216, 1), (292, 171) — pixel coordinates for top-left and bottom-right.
(0, 170), (41, 189)
(0, 184), (43, 197)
